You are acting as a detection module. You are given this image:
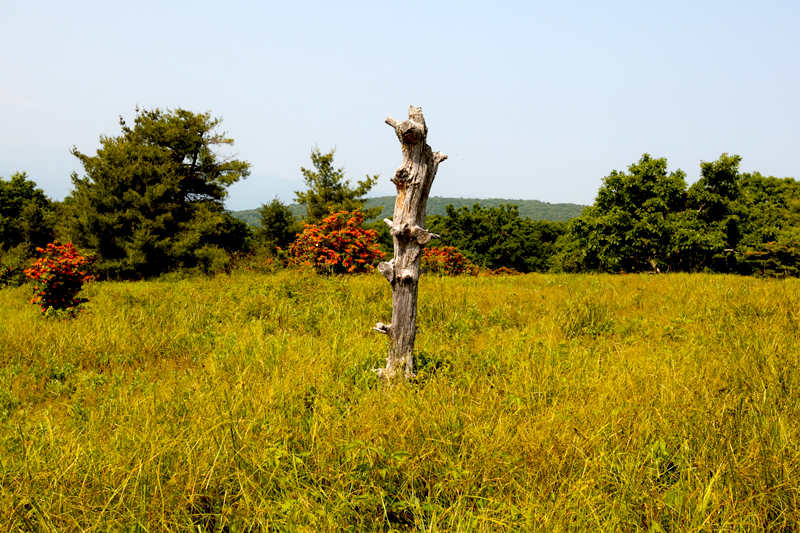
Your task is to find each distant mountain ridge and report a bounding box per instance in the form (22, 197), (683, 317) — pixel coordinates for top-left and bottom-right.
(230, 196), (587, 227)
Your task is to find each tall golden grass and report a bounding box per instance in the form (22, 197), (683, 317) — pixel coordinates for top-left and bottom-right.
(1, 270), (799, 531)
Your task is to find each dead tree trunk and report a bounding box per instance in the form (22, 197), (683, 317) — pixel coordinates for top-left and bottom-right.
(373, 106), (447, 381)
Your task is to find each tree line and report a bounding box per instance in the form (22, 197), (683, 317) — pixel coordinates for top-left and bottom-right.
(231, 197), (584, 227)
(561, 153), (800, 276)
(2, 107), (799, 283)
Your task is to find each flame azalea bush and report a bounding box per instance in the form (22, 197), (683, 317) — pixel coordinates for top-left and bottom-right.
(741, 240), (800, 277)
(23, 241), (93, 315)
(490, 265), (522, 276)
(289, 211), (385, 274)
(422, 246), (479, 276)
(422, 246), (522, 276)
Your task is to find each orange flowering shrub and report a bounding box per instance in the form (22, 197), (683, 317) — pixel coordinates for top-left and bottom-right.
(742, 240), (800, 277)
(23, 241), (93, 315)
(490, 265), (522, 276)
(422, 246), (479, 276)
(422, 246), (523, 276)
(289, 211), (385, 274)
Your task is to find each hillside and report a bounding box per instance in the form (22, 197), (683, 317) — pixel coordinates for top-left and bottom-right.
(231, 196), (586, 227)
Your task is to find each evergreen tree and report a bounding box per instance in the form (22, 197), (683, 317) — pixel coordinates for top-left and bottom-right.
(257, 197), (299, 252)
(294, 147), (381, 223)
(64, 107), (251, 278)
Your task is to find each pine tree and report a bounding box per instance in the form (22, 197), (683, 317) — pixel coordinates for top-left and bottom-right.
(257, 197), (299, 252)
(64, 107), (251, 278)
(294, 147), (381, 223)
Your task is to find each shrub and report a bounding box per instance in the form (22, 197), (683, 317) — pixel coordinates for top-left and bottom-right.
(490, 265), (522, 276)
(0, 244), (31, 287)
(422, 246), (479, 276)
(23, 241), (93, 315)
(740, 240), (800, 277)
(289, 210), (385, 274)
(257, 197), (300, 253)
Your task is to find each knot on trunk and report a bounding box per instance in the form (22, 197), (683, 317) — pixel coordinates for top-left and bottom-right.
(399, 120), (423, 144)
(398, 269), (415, 282)
(387, 222), (437, 245)
(377, 260), (395, 283)
(391, 166), (411, 186)
(373, 322), (391, 335)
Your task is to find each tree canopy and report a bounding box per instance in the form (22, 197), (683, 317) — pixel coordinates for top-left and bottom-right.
(427, 203), (565, 273)
(0, 171), (55, 253)
(257, 197), (299, 253)
(732, 172), (800, 276)
(294, 147), (381, 223)
(564, 154), (688, 272)
(6, 112), (800, 280)
(557, 153), (800, 275)
(63, 107), (251, 278)
(0, 172), (56, 285)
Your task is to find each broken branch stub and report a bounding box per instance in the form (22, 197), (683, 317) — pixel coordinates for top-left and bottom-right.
(374, 106), (447, 382)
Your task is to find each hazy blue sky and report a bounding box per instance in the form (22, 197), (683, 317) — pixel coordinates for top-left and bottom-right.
(2, 0), (798, 210)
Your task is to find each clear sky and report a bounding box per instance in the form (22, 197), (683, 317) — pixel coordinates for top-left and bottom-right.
(2, 0), (798, 211)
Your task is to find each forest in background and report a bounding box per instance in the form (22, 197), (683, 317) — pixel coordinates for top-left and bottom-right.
(230, 197), (586, 227)
(2, 107), (800, 283)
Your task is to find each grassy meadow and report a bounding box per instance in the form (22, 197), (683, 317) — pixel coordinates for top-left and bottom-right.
(2, 270), (800, 531)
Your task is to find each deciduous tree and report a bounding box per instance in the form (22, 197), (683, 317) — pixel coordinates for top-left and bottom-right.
(427, 203), (565, 273)
(565, 154), (688, 272)
(677, 153), (743, 271)
(561, 153), (746, 273)
(732, 172), (800, 276)
(0, 172), (55, 252)
(0, 172), (56, 285)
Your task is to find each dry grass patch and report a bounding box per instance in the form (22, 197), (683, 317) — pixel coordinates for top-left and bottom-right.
(1, 271), (800, 530)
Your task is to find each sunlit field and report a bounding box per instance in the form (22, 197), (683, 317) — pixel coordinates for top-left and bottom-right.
(2, 270), (800, 531)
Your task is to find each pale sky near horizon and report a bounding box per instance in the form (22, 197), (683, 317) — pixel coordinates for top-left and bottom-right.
(2, 1), (798, 211)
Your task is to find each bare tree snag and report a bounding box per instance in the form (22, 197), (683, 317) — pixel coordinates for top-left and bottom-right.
(374, 106), (447, 382)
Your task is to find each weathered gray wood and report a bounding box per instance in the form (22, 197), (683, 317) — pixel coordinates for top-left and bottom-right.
(375, 106), (447, 381)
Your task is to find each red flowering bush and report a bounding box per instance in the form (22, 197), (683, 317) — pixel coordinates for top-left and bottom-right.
(742, 240), (800, 277)
(422, 246), (523, 276)
(422, 246), (479, 276)
(490, 265), (522, 276)
(23, 241), (93, 315)
(289, 210), (385, 274)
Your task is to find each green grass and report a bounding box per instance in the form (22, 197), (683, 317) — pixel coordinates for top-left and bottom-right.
(2, 270), (800, 531)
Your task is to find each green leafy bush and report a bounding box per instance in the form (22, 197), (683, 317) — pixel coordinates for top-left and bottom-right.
(427, 203), (565, 273)
(0, 244), (31, 287)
